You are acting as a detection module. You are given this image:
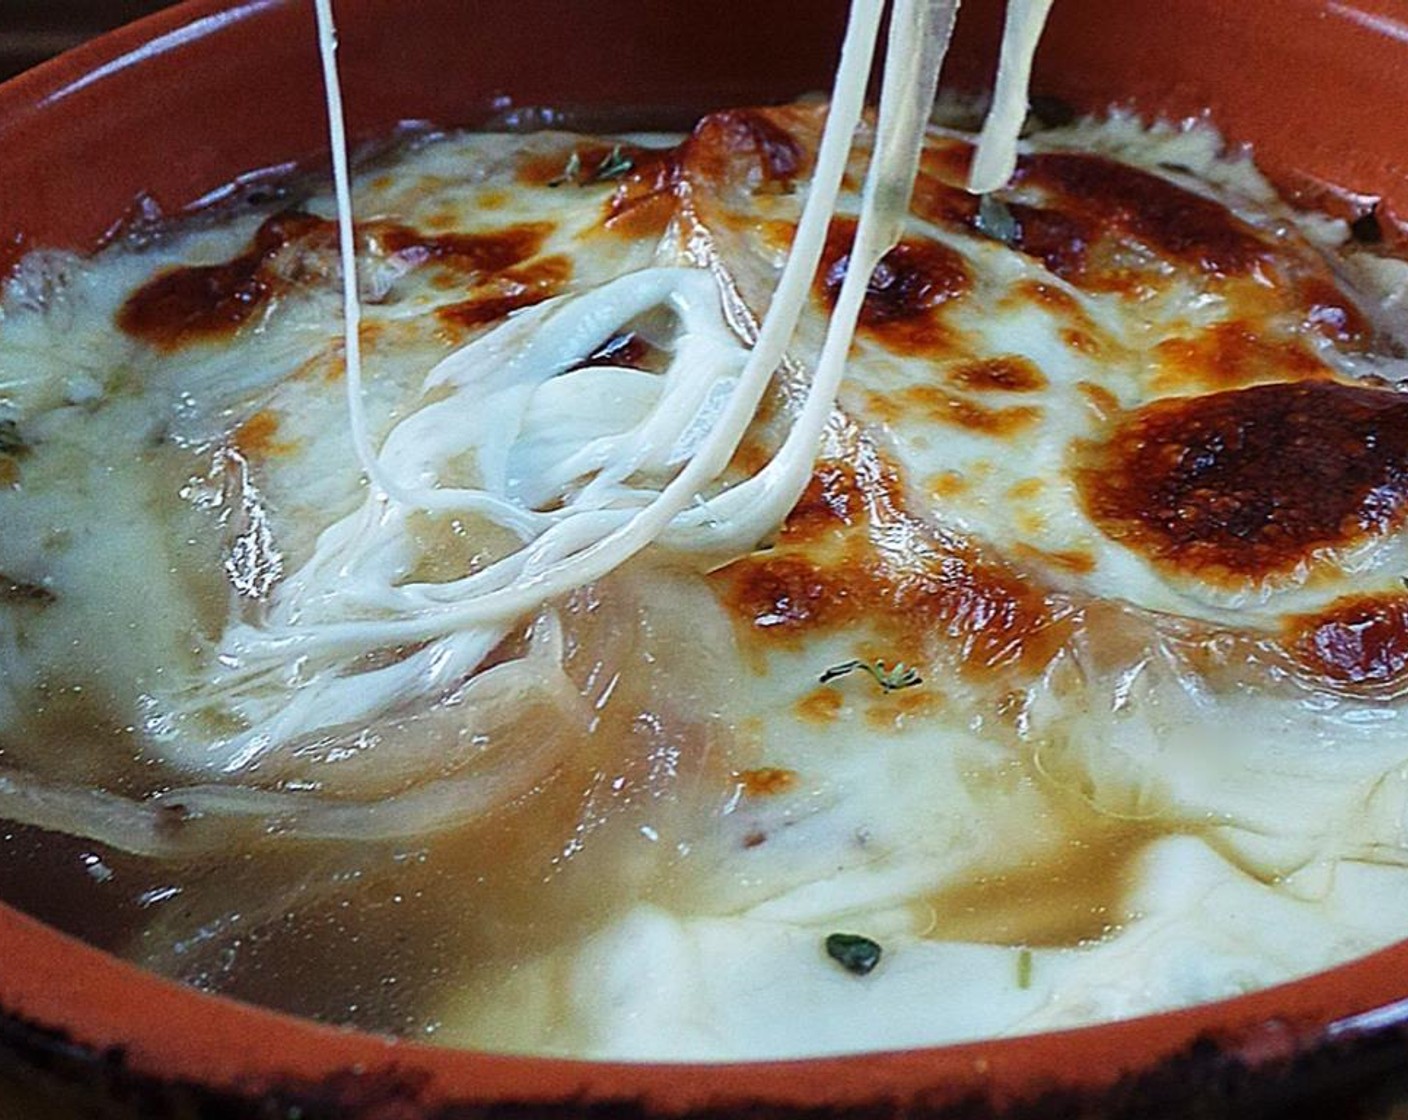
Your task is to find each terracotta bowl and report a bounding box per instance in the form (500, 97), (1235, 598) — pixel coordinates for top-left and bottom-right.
(3, 2), (1408, 1116)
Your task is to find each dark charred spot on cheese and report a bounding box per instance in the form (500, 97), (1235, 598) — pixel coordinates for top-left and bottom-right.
(1018, 153), (1273, 278)
(435, 254), (572, 334)
(1150, 321), (1332, 393)
(603, 147), (681, 236)
(118, 211), (331, 350)
(819, 219), (970, 354)
(916, 152), (1275, 290)
(1077, 381), (1408, 583)
(726, 553), (844, 631)
(1000, 202), (1093, 281)
(371, 222), (551, 278)
(1286, 594), (1408, 689)
(120, 214), (554, 350)
(947, 356), (1047, 393)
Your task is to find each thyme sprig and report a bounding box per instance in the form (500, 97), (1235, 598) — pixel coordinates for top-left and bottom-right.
(819, 658), (923, 693)
(593, 145), (635, 181)
(547, 145), (635, 188)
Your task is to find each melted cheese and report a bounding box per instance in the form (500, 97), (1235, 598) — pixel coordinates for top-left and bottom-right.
(3, 36), (1408, 1063)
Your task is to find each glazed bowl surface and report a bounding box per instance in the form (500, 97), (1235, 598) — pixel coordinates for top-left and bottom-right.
(4, 1), (1408, 1116)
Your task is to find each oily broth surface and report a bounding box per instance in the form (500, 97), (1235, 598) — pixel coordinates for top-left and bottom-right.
(3, 110), (1408, 1057)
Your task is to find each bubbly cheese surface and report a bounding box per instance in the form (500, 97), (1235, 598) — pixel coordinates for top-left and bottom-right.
(2, 106), (1408, 1059)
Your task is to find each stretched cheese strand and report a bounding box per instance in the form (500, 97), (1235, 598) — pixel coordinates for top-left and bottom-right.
(187, 0), (1052, 763)
(969, 0), (1055, 192)
(666, 0), (960, 552)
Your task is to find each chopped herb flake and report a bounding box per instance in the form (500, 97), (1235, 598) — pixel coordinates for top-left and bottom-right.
(975, 194), (1019, 246)
(593, 145), (635, 182)
(825, 932), (882, 975)
(1016, 947), (1033, 989)
(819, 658), (922, 693)
(548, 146), (634, 189)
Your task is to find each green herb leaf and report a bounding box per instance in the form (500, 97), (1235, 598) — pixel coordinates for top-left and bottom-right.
(825, 932), (882, 976)
(548, 146), (634, 189)
(547, 150), (583, 189)
(819, 658), (923, 693)
(1016, 947), (1033, 989)
(592, 145), (635, 182)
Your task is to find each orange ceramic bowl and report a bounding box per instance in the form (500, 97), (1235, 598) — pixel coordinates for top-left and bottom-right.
(3, 2), (1408, 1116)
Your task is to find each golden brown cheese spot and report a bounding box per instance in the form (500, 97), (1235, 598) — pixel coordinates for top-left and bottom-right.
(684, 108), (806, 189)
(795, 687), (844, 724)
(818, 219), (970, 355)
(919, 140), (975, 189)
(1150, 321), (1331, 393)
(928, 471), (968, 499)
(864, 684), (943, 731)
(117, 211), (331, 350)
(1010, 279), (1083, 318)
(734, 767), (799, 797)
(778, 462), (868, 541)
(601, 108), (809, 239)
(434, 254), (572, 336)
(1076, 381), (1408, 583)
(1062, 329), (1103, 356)
(1286, 594), (1408, 687)
(947, 356), (1047, 393)
(1076, 381), (1121, 423)
(715, 453), (1072, 680)
(231, 410), (294, 460)
(1018, 153), (1273, 279)
(1012, 543), (1098, 576)
(370, 221), (551, 278)
(879, 387), (1041, 438)
(120, 214), (553, 351)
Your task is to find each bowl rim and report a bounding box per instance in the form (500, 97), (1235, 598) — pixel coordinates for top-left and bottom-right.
(3, 1), (1408, 1114)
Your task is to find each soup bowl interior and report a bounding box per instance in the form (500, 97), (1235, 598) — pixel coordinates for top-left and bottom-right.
(3, 0), (1408, 1115)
